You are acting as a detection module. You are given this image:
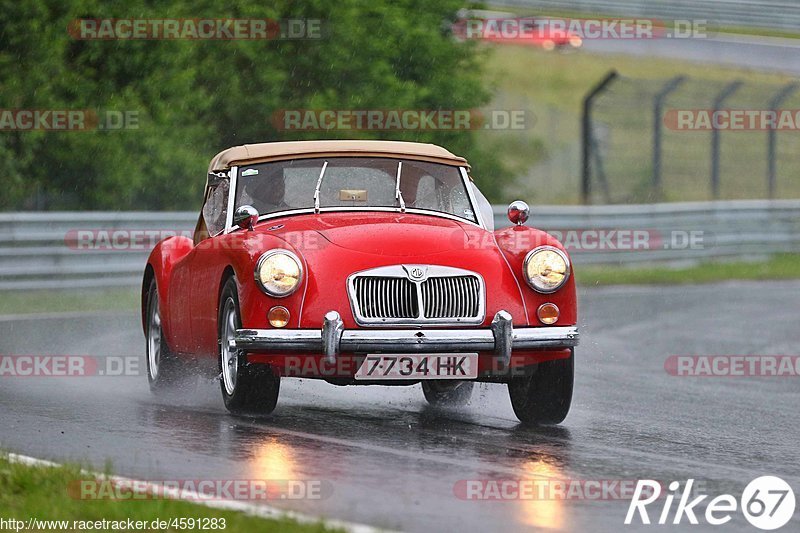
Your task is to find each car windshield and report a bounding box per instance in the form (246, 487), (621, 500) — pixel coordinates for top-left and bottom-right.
(234, 157), (477, 224)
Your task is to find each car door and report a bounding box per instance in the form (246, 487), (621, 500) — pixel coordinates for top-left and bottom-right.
(169, 177), (231, 355)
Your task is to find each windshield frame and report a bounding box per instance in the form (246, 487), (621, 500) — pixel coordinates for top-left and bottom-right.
(221, 157), (486, 233)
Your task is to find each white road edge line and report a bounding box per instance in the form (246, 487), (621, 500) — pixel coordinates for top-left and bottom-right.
(6, 452), (395, 533)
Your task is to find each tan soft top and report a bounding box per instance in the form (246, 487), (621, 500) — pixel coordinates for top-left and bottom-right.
(195, 140), (471, 244)
(208, 140), (469, 171)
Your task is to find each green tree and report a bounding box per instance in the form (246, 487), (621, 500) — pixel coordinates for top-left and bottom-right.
(0, 0), (500, 210)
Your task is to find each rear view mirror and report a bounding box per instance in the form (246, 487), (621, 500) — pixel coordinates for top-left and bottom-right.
(233, 205), (259, 231)
(507, 200), (529, 226)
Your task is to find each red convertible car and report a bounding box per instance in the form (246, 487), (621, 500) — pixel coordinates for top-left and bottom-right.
(142, 140), (578, 424)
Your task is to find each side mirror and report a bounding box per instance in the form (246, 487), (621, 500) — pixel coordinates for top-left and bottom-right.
(507, 200), (530, 226)
(233, 205), (259, 231)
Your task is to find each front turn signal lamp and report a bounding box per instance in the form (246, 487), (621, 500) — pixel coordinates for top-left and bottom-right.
(537, 303), (560, 325)
(268, 306), (291, 328)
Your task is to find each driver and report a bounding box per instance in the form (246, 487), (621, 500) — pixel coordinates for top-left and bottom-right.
(242, 174), (290, 213)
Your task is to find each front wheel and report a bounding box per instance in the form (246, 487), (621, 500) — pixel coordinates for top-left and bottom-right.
(422, 380), (474, 406)
(218, 278), (280, 416)
(145, 279), (182, 393)
(508, 350), (574, 425)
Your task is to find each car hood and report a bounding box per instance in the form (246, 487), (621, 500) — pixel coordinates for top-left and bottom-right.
(257, 212), (476, 257)
(247, 211), (531, 327)
(315, 215), (473, 256)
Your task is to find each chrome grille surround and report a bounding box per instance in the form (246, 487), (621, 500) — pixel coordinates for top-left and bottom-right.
(347, 265), (486, 326)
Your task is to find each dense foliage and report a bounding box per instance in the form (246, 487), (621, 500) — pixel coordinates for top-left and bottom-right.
(0, 0), (499, 210)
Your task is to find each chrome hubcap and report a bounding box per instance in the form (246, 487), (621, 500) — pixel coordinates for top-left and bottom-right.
(220, 298), (238, 396)
(147, 295), (161, 381)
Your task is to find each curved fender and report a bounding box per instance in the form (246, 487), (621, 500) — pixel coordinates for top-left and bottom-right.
(142, 236), (194, 339)
(493, 225), (578, 326)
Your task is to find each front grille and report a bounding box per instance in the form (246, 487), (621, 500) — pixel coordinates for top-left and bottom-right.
(421, 276), (481, 319)
(348, 266), (485, 325)
(353, 276), (418, 319)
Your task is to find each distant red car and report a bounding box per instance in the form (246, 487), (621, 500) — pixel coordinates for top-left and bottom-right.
(142, 140), (578, 424)
(451, 11), (583, 51)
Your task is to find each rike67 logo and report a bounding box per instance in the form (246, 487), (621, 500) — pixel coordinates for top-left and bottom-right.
(626, 477), (796, 530)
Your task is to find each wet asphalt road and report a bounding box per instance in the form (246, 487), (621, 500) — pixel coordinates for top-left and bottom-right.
(581, 34), (800, 75)
(0, 282), (798, 532)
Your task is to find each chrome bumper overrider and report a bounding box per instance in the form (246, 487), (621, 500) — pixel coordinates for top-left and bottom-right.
(232, 310), (579, 364)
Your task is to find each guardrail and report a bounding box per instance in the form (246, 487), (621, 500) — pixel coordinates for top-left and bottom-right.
(493, 0), (800, 32)
(494, 200), (800, 265)
(0, 212), (196, 291)
(1, 201), (799, 290)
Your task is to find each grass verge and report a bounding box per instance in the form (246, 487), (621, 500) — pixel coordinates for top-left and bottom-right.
(0, 288), (139, 316)
(477, 22), (800, 203)
(576, 253), (800, 286)
(0, 454), (338, 533)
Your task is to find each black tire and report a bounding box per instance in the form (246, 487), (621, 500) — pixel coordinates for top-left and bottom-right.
(218, 277), (280, 416)
(422, 380), (474, 406)
(508, 350), (574, 425)
(145, 279), (182, 393)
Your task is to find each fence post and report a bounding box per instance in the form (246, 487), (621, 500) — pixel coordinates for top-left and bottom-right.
(582, 70), (618, 205)
(652, 76), (686, 200)
(767, 82), (798, 199)
(710, 80), (743, 199)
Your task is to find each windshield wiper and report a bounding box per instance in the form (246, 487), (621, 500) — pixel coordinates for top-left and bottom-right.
(395, 161), (406, 213)
(313, 160), (329, 214)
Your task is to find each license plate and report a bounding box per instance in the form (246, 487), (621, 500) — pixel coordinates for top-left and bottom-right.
(354, 354), (478, 380)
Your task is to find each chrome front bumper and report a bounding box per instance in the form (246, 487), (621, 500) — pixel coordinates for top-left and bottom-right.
(232, 310), (579, 364)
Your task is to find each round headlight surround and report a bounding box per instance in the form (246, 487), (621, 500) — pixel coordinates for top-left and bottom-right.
(523, 246), (570, 294)
(254, 249), (303, 297)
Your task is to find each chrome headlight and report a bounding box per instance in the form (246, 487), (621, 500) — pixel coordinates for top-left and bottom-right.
(523, 246), (570, 293)
(255, 250), (303, 297)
